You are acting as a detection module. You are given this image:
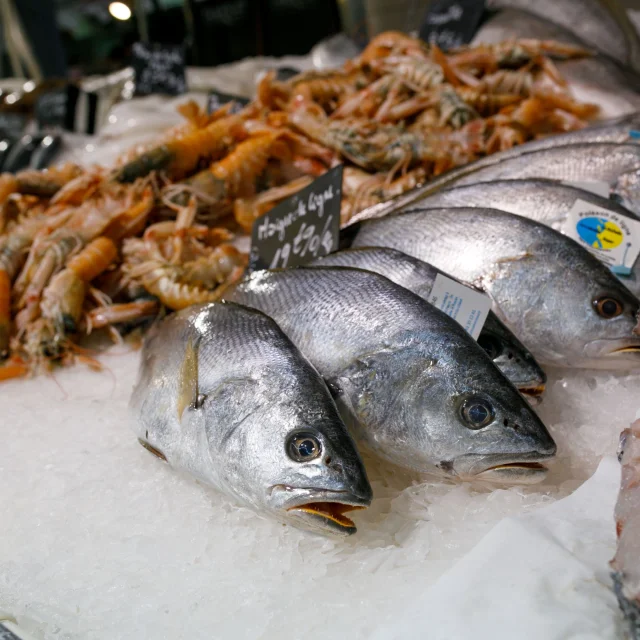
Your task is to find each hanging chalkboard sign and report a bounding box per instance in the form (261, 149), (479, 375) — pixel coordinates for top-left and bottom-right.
(34, 84), (79, 130)
(249, 165), (343, 271)
(207, 90), (250, 114)
(419, 0), (485, 51)
(132, 42), (187, 97)
(0, 112), (26, 137)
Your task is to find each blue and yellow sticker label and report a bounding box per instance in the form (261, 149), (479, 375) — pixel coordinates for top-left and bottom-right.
(576, 217), (624, 250)
(563, 199), (640, 275)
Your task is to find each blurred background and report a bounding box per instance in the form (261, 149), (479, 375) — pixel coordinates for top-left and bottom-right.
(1, 0), (446, 79)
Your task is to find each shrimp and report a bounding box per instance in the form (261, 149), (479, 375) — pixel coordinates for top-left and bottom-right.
(166, 132), (283, 208)
(438, 87), (480, 129)
(123, 240), (247, 310)
(358, 31), (429, 65)
(0, 164), (83, 208)
(291, 71), (363, 107)
(114, 113), (245, 182)
(86, 299), (159, 331)
(456, 88), (522, 116)
(372, 55), (445, 92)
(41, 237), (118, 335)
(449, 39), (590, 71)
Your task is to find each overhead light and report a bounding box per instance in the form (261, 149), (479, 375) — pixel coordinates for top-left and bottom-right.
(109, 2), (132, 20)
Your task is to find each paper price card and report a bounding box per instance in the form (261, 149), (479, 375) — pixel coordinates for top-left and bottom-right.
(428, 274), (492, 340)
(249, 165), (342, 271)
(562, 199), (640, 275)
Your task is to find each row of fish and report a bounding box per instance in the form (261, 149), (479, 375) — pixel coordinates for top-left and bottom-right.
(131, 111), (640, 541)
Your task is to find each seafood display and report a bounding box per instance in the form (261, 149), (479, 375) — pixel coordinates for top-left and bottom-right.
(612, 419), (640, 639)
(473, 9), (640, 117)
(312, 246), (546, 398)
(224, 267), (556, 482)
(352, 207), (640, 368)
(131, 301), (372, 536)
(0, 32), (606, 380)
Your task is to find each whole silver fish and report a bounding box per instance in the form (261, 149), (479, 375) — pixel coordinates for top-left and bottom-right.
(483, 0), (640, 70)
(353, 207), (640, 368)
(611, 419), (640, 640)
(130, 301), (372, 537)
(224, 267), (556, 484)
(441, 143), (640, 215)
(312, 247), (547, 400)
(418, 178), (640, 295)
(473, 9), (640, 118)
(347, 126), (640, 226)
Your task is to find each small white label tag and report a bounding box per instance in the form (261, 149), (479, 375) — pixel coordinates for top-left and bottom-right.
(428, 274), (491, 340)
(562, 199), (640, 275)
(562, 181), (610, 199)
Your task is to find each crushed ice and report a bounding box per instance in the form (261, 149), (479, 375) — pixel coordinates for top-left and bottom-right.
(0, 350), (637, 639)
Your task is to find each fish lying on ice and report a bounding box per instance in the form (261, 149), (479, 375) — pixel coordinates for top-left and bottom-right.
(130, 301), (372, 537)
(312, 247), (547, 400)
(347, 123), (640, 225)
(483, 0), (640, 70)
(416, 179), (640, 296)
(433, 143), (640, 215)
(474, 8), (640, 109)
(611, 419), (640, 640)
(224, 267), (556, 483)
(353, 207), (640, 368)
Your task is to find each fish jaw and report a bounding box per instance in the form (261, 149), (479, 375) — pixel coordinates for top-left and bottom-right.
(452, 450), (555, 485)
(579, 338), (640, 369)
(269, 485), (372, 537)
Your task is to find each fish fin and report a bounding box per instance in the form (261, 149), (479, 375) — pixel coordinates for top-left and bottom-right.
(138, 438), (167, 462)
(177, 336), (203, 421)
(494, 252), (532, 265)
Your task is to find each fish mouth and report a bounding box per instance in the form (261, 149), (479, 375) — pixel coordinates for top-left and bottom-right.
(270, 486), (371, 536)
(454, 451), (552, 484)
(287, 501), (367, 534)
(474, 461), (548, 484)
(518, 384), (546, 404)
(612, 346), (640, 354)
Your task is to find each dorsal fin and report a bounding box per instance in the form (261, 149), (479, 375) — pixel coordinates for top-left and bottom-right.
(177, 336), (200, 421)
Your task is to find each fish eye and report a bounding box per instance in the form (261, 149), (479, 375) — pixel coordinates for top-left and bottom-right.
(477, 334), (503, 360)
(287, 432), (322, 462)
(460, 397), (494, 429)
(593, 296), (623, 319)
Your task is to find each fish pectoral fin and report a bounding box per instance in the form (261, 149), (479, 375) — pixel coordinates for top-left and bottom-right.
(494, 252), (533, 265)
(177, 336), (201, 421)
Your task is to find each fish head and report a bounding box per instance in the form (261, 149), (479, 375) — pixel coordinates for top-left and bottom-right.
(224, 385), (372, 537)
(477, 317), (547, 402)
(336, 341), (555, 484)
(484, 242), (640, 368)
(409, 347), (556, 484)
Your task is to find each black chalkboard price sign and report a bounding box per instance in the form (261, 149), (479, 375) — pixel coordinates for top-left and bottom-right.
(207, 90), (249, 115)
(0, 112), (26, 137)
(34, 84), (79, 131)
(249, 165), (343, 271)
(419, 0), (485, 51)
(132, 42), (187, 97)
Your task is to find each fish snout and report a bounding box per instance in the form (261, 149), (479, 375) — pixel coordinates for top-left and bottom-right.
(326, 453), (373, 505)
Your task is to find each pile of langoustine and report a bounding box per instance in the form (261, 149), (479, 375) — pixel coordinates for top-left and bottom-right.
(0, 31), (603, 379)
